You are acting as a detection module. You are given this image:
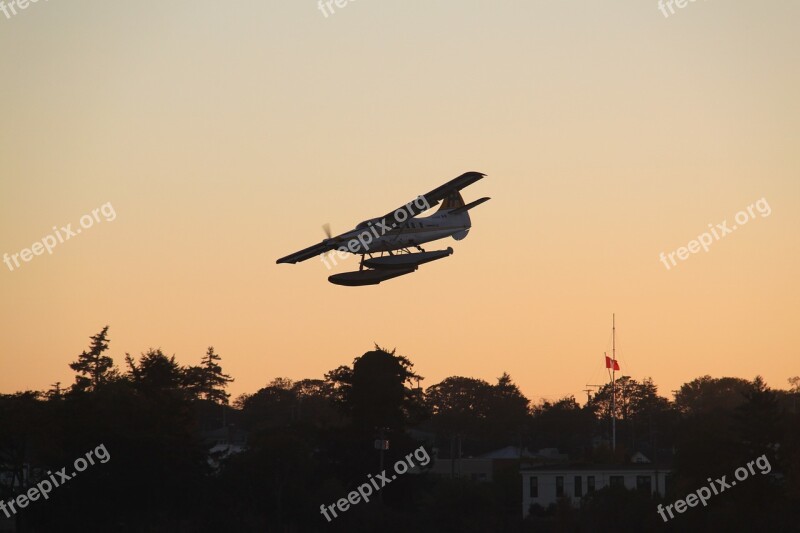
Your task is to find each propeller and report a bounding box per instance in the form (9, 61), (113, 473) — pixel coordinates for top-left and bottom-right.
(322, 223), (332, 240)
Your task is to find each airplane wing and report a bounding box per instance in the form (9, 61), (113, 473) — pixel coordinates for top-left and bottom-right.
(378, 171), (486, 228)
(276, 223), (365, 264)
(276, 240), (337, 264)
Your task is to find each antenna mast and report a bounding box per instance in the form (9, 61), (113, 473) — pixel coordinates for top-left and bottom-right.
(584, 385), (602, 404)
(612, 313), (616, 453)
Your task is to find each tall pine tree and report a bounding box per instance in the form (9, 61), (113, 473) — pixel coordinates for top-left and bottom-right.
(184, 346), (233, 404)
(69, 326), (114, 392)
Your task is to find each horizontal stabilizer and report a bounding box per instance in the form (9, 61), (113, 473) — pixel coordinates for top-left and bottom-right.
(450, 197), (490, 214)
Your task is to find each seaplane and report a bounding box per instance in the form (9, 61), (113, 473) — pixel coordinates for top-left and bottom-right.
(276, 171), (490, 286)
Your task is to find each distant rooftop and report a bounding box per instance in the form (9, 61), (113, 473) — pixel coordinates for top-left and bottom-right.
(521, 462), (672, 472)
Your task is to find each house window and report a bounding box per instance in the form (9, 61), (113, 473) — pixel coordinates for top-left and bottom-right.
(637, 475), (652, 493)
(587, 476), (595, 492)
(609, 475), (624, 488)
(555, 476), (564, 497)
(529, 476), (538, 498)
(574, 476), (583, 497)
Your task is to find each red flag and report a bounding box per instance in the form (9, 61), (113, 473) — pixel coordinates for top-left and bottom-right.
(605, 355), (620, 371)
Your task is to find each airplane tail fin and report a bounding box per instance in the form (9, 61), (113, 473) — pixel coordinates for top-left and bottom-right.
(436, 191), (489, 241)
(436, 191), (466, 213)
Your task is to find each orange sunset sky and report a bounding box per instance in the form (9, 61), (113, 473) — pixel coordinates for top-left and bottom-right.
(1, 1), (798, 403)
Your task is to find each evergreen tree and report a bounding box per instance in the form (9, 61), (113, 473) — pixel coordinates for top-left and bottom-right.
(184, 346), (234, 404)
(126, 349), (183, 392)
(69, 326), (114, 392)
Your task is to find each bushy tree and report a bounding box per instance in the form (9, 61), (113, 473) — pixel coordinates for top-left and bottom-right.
(326, 345), (421, 432)
(674, 375), (753, 415)
(531, 395), (596, 457)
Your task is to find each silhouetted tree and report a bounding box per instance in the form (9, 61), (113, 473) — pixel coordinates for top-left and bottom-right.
(590, 376), (668, 422)
(183, 346), (234, 404)
(291, 378), (344, 428)
(125, 348), (183, 394)
(426, 376), (492, 430)
(327, 346), (421, 432)
(239, 381), (298, 430)
(424, 373), (531, 455)
(733, 376), (782, 463)
(674, 375), (752, 415)
(483, 373), (530, 445)
(9, 331), (800, 532)
(69, 326), (114, 392)
(531, 396), (596, 458)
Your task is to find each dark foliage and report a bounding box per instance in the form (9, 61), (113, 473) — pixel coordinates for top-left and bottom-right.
(1, 328), (798, 532)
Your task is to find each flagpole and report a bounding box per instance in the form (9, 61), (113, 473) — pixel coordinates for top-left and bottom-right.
(612, 313), (616, 453)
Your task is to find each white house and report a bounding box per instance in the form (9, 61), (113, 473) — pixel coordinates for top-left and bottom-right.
(521, 464), (671, 515)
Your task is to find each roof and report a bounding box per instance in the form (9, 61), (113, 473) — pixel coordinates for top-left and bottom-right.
(479, 446), (539, 459)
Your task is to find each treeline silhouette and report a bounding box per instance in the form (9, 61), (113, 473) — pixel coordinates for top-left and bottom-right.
(0, 327), (798, 532)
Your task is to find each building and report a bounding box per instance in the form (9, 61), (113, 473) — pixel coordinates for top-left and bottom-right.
(200, 426), (248, 470)
(521, 463), (671, 515)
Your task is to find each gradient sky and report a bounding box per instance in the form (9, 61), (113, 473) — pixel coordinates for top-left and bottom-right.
(1, 1), (798, 403)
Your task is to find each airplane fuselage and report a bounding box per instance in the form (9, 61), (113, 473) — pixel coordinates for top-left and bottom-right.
(327, 210), (471, 256)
